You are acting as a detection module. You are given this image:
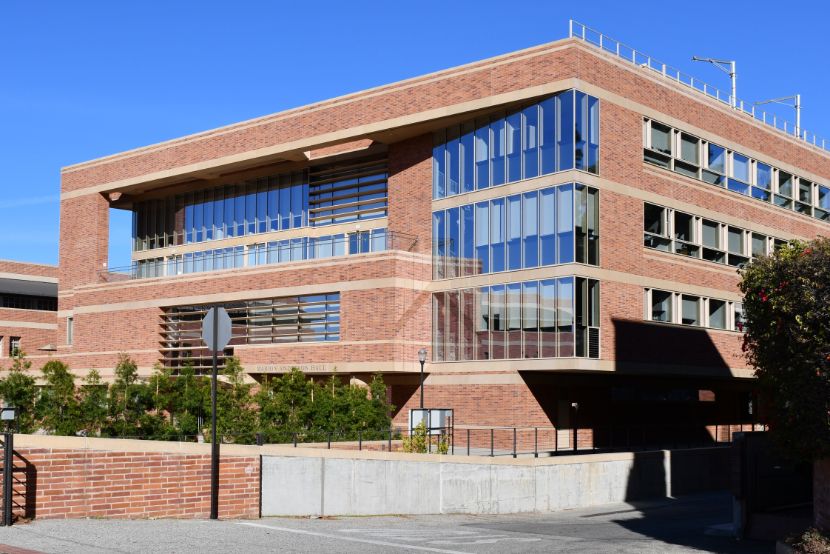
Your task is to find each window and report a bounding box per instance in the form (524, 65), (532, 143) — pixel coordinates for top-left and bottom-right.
(673, 211), (698, 257)
(708, 300), (726, 329)
(651, 290), (672, 323)
(67, 317), (74, 345)
(754, 162), (772, 201)
(727, 226), (748, 266)
(703, 143), (726, 186)
(9, 337), (20, 357)
(675, 133), (700, 178)
(796, 179), (813, 215)
(433, 183), (598, 278)
(681, 295), (700, 326)
(702, 220), (724, 263)
(643, 203), (670, 251)
(644, 121), (672, 168)
(433, 89), (599, 198)
(433, 277), (599, 361)
(751, 233), (768, 258)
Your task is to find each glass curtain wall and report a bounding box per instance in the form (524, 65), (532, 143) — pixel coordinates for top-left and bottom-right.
(432, 183), (598, 279)
(432, 277), (599, 361)
(132, 156), (389, 252)
(433, 89), (599, 200)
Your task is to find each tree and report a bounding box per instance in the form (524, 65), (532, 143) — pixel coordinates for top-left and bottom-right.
(78, 369), (108, 436)
(36, 360), (81, 436)
(0, 351), (38, 433)
(216, 357), (257, 443)
(106, 354), (150, 437)
(739, 238), (830, 461)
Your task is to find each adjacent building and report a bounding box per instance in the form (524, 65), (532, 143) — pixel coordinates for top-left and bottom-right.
(57, 23), (829, 438)
(0, 260), (58, 363)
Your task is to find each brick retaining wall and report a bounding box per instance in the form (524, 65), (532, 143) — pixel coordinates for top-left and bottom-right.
(7, 436), (259, 521)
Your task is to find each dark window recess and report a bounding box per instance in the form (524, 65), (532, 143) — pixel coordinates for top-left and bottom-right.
(0, 293), (57, 311)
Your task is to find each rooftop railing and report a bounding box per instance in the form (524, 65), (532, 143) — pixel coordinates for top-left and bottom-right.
(569, 20), (830, 154)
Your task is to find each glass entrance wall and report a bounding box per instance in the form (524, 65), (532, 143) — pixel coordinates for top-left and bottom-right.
(433, 89), (599, 199)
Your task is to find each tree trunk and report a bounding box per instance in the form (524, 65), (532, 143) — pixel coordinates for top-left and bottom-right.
(816, 458), (830, 532)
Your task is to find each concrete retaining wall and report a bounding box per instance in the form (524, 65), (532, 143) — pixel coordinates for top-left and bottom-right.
(261, 446), (729, 517)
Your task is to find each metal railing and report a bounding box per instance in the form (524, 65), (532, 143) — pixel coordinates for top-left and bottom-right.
(569, 20), (830, 153)
(97, 230), (418, 282)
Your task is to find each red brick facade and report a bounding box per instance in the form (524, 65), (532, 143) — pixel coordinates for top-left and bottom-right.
(56, 38), (830, 431)
(0, 261), (57, 366)
(9, 437), (259, 520)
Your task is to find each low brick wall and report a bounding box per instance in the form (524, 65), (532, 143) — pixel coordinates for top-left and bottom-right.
(8, 435), (260, 520)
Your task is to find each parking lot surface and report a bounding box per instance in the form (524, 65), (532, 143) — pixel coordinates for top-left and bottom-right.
(0, 493), (771, 553)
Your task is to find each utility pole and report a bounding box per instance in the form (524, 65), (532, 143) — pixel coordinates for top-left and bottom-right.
(692, 56), (737, 108)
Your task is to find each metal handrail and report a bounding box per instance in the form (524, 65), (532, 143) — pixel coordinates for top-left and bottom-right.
(97, 230), (419, 281)
(569, 20), (830, 154)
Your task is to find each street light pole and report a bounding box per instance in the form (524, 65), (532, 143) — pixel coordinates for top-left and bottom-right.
(418, 348), (427, 410)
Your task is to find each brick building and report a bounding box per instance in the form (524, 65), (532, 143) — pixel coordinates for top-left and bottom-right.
(57, 23), (829, 436)
(0, 260), (58, 364)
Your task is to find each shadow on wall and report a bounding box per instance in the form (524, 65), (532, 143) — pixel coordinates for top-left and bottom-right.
(12, 451), (37, 522)
(612, 318), (731, 376)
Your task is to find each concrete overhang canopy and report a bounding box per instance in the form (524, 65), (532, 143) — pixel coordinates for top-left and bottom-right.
(0, 278), (58, 298)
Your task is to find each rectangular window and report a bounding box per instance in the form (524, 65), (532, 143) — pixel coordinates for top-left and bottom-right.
(539, 188), (556, 265)
(446, 290), (459, 361)
(522, 105), (539, 179)
(490, 198), (505, 273)
(522, 281), (539, 358)
(447, 207), (460, 279)
(461, 204), (475, 276)
(557, 277), (574, 357)
(522, 191), (539, 268)
(702, 220), (725, 263)
(727, 226), (748, 266)
(539, 97), (556, 175)
(643, 203), (670, 251)
(506, 195), (522, 271)
(651, 290), (672, 323)
(540, 279), (557, 357)
(9, 337), (20, 357)
(506, 283), (522, 359)
(558, 91), (574, 170)
(446, 127), (460, 197)
(433, 132), (446, 199)
(709, 299), (726, 329)
(703, 143), (726, 186)
(681, 295), (700, 326)
(474, 120), (490, 190)
(433, 211), (446, 279)
(751, 233), (767, 258)
(506, 112), (522, 183)
(649, 122), (671, 154)
(673, 211), (698, 257)
(475, 202), (490, 274)
(460, 288), (475, 360)
(556, 184), (574, 263)
(66, 317), (74, 345)
(490, 117), (506, 187)
(476, 287), (490, 360)
(460, 122), (475, 193)
(679, 133), (699, 164)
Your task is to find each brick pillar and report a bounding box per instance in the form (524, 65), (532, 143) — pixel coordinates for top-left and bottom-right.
(59, 192), (110, 291)
(387, 134), (432, 255)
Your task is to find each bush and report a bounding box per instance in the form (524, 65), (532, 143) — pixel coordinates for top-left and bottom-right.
(402, 421), (449, 455)
(786, 528), (830, 553)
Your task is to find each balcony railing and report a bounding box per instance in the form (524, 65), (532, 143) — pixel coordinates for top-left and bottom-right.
(97, 231), (418, 282)
(569, 20), (830, 154)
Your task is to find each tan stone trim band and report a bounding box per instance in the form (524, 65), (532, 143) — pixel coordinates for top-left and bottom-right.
(0, 272), (58, 284)
(0, 320), (57, 330)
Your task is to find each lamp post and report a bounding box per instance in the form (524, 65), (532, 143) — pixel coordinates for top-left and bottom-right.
(418, 348), (427, 409)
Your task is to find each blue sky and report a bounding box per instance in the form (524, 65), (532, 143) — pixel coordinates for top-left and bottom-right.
(2, 0), (829, 268)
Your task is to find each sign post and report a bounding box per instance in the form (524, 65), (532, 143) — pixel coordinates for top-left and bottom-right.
(202, 306), (232, 520)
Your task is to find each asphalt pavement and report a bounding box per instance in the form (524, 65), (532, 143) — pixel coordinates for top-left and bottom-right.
(0, 492), (772, 554)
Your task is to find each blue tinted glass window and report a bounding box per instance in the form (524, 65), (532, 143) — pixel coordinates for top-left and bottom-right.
(447, 207), (460, 279)
(433, 211), (446, 279)
(291, 181), (303, 228)
(371, 228), (387, 252)
(224, 187), (235, 238)
(490, 198), (505, 273)
(732, 153), (750, 182)
(558, 91), (574, 171)
(203, 190), (213, 241)
(557, 277), (575, 357)
(756, 163), (772, 190)
(234, 188), (245, 236)
(587, 95), (600, 174)
(302, 182), (309, 227)
(506, 112), (522, 183)
(279, 183), (291, 230)
(461, 204), (475, 276)
(474, 121), (489, 189)
(245, 185), (256, 235)
(291, 238), (305, 261)
(506, 195), (522, 270)
(447, 127), (460, 196)
(490, 117), (506, 187)
(522, 105), (539, 179)
(475, 202), (489, 274)
(540, 188), (556, 265)
(267, 185), (278, 231)
(185, 202), (194, 243)
(433, 131), (446, 199)
(540, 98), (556, 175)
(257, 184), (267, 233)
(193, 192), (203, 242)
(708, 144), (726, 174)
(523, 191), (539, 268)
(575, 91), (587, 171)
(460, 123), (475, 193)
(557, 184), (574, 263)
(214, 192), (224, 240)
